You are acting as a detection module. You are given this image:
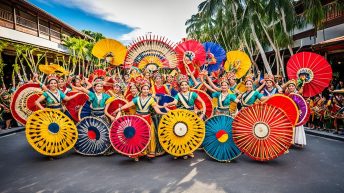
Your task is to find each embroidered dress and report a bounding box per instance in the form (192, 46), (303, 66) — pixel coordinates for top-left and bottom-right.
(88, 91), (111, 116)
(174, 91), (198, 110)
(262, 87), (278, 96)
(132, 95), (164, 157)
(212, 92), (237, 115)
(240, 90), (263, 107)
(43, 90), (66, 110)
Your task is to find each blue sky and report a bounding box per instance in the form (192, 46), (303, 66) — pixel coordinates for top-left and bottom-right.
(28, 0), (203, 44)
(29, 0), (134, 40)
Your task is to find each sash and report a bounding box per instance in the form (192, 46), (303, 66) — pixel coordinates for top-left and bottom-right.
(46, 90), (61, 104)
(177, 92), (192, 110)
(137, 96), (152, 113)
(241, 90), (255, 107)
(263, 87), (277, 96)
(218, 93), (229, 109)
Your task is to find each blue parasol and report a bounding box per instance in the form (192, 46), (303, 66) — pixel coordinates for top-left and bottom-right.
(203, 115), (241, 162)
(202, 42), (226, 73)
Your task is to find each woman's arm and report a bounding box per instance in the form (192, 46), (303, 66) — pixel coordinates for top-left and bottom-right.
(196, 95), (206, 119)
(153, 105), (166, 115)
(105, 102), (115, 122)
(35, 95), (46, 110)
(63, 93), (80, 102)
(71, 85), (90, 94)
(164, 99), (178, 107)
(114, 101), (135, 113)
(256, 81), (265, 92)
(206, 75), (221, 91)
(201, 76), (217, 93)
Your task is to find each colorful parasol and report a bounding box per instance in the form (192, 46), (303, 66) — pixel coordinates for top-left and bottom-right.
(288, 93), (310, 126)
(109, 115), (151, 156)
(124, 35), (178, 69)
(203, 115), (241, 162)
(191, 88), (213, 118)
(92, 38), (127, 66)
(155, 94), (176, 113)
(264, 94), (299, 126)
(202, 42), (226, 73)
(175, 39), (206, 76)
(105, 98), (130, 116)
(224, 50), (252, 79)
(158, 109), (205, 157)
(232, 104), (293, 161)
(64, 92), (89, 122)
(26, 109), (77, 156)
(286, 52), (332, 97)
(75, 116), (111, 156)
(10, 83), (42, 125)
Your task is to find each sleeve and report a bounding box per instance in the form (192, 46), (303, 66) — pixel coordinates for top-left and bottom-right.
(212, 92), (220, 98)
(149, 98), (157, 106)
(132, 96), (138, 105)
(104, 93), (111, 104)
(60, 91), (66, 100)
(256, 91), (264, 99)
(174, 94), (180, 101)
(88, 91), (95, 102)
(229, 94), (236, 101)
(192, 92), (198, 101)
(42, 91), (48, 98)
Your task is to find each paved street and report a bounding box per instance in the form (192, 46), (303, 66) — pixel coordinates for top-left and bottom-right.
(1, 132), (344, 193)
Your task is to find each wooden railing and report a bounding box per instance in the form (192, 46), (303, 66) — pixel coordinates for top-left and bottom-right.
(50, 28), (61, 39)
(324, 2), (344, 22)
(0, 8), (13, 22)
(16, 15), (37, 30)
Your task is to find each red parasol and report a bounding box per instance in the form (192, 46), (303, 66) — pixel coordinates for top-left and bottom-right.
(264, 94), (299, 126)
(175, 40), (205, 76)
(64, 92), (89, 122)
(191, 88), (213, 118)
(109, 115), (151, 156)
(10, 83), (42, 125)
(105, 98), (130, 116)
(233, 104), (293, 161)
(287, 52), (332, 97)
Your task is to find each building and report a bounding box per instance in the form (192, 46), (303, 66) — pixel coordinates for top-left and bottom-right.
(0, 0), (92, 86)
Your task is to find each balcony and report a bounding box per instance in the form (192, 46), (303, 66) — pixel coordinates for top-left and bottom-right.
(0, 7), (69, 47)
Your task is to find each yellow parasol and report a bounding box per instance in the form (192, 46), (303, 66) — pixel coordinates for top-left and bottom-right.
(138, 56), (164, 71)
(92, 39), (127, 66)
(224, 51), (251, 79)
(39, 64), (69, 76)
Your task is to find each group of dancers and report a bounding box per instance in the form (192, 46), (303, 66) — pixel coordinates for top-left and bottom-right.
(10, 37), (332, 162)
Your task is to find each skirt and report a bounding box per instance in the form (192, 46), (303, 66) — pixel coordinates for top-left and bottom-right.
(294, 125), (306, 146)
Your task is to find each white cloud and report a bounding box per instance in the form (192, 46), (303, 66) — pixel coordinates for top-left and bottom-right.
(51, 0), (203, 44)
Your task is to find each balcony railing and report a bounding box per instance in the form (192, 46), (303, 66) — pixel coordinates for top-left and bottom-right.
(16, 15), (37, 30)
(0, 8), (13, 22)
(50, 28), (61, 39)
(324, 2), (344, 22)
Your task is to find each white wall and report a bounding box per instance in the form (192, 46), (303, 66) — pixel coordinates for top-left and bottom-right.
(0, 26), (69, 53)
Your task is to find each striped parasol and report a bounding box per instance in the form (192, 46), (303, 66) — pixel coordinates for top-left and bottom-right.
(233, 104), (293, 161)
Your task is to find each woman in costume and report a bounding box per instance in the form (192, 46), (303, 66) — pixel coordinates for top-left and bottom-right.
(0, 89), (13, 129)
(106, 80), (124, 99)
(202, 74), (241, 115)
(58, 78), (71, 94)
(204, 71), (238, 94)
(237, 75), (269, 108)
(72, 77), (111, 117)
(152, 73), (170, 96)
(35, 75), (80, 111)
(257, 74), (283, 96)
(284, 79), (307, 147)
(111, 79), (166, 160)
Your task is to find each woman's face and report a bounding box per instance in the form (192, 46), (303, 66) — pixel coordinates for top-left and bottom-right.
(288, 84), (296, 92)
(113, 84), (121, 93)
(221, 82), (229, 92)
(245, 81), (253, 90)
(74, 79), (81, 87)
(167, 75), (173, 83)
(266, 80), (273, 88)
(94, 84), (104, 93)
(141, 85), (150, 96)
(180, 82), (189, 92)
(130, 85), (138, 95)
(229, 78), (235, 85)
(155, 76), (162, 84)
(144, 72), (151, 79)
(58, 79), (65, 88)
(49, 80), (58, 90)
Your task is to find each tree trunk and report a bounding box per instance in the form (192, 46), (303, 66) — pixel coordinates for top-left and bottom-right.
(250, 23), (272, 74)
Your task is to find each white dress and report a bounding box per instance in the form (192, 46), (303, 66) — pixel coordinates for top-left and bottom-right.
(294, 125), (306, 146)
